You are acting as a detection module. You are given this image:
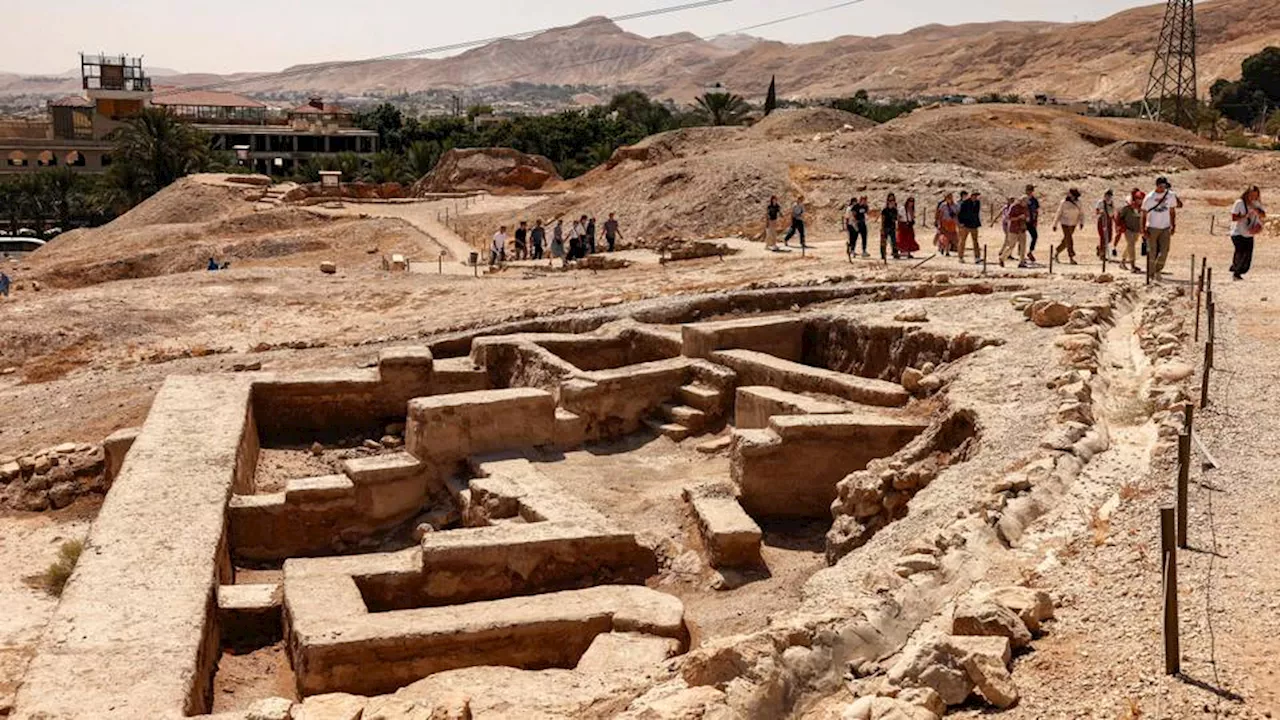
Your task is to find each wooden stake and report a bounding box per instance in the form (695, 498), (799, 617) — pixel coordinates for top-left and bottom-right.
(1201, 342), (1212, 408)
(1184, 404), (1194, 436)
(1161, 507), (1181, 675)
(1190, 255), (1196, 288)
(1177, 432), (1190, 548)
(982, 245), (988, 275)
(1208, 299), (1216, 346)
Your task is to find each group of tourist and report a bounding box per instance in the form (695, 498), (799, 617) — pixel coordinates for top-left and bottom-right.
(760, 175), (1264, 282)
(490, 214), (624, 266)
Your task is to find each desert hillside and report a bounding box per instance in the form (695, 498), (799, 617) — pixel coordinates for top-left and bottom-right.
(2, 0), (1274, 106)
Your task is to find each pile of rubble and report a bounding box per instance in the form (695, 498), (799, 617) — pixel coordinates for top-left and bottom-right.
(1, 443), (107, 511)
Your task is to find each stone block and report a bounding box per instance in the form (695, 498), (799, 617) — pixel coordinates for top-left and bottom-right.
(406, 388), (556, 464)
(576, 632), (682, 674)
(682, 484), (762, 568)
(734, 386), (846, 429)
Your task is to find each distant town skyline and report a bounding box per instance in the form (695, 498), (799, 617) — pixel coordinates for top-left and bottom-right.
(5, 0), (1160, 76)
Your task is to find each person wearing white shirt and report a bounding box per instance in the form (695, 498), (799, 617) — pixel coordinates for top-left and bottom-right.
(1141, 177), (1181, 276)
(1230, 185), (1266, 281)
(1052, 188), (1085, 264)
(490, 226), (508, 267)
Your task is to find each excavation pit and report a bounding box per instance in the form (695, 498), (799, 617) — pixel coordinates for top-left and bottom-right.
(18, 288), (1045, 718)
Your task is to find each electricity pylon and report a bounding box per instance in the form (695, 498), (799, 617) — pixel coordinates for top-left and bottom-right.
(1142, 0), (1199, 129)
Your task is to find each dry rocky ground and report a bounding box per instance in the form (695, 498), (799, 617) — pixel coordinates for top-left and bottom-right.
(1, 103), (1278, 718)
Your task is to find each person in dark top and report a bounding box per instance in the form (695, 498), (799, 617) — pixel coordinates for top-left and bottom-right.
(586, 216), (597, 255)
(1024, 184), (1041, 264)
(880, 194), (900, 260)
(514, 221), (528, 260)
(853, 196), (870, 257)
(765, 196), (782, 250)
(603, 213), (622, 252)
(207, 257), (219, 271)
(530, 219), (546, 260)
(957, 190), (982, 263)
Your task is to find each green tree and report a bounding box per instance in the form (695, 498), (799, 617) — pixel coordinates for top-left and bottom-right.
(1242, 47), (1280, 104)
(366, 151), (412, 185)
(695, 90), (750, 126)
(1212, 47), (1280, 128)
(357, 103), (406, 153)
(43, 167), (82, 231)
(15, 174), (51, 237)
(606, 91), (675, 136)
(467, 104), (495, 120)
(407, 140), (447, 179)
(0, 180), (20, 236)
(764, 76), (778, 116)
(107, 107), (211, 206)
(1267, 109), (1280, 139)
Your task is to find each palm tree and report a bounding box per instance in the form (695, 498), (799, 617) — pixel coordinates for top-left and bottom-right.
(367, 151), (412, 185)
(109, 107), (211, 205)
(407, 140), (445, 180)
(43, 168), (82, 231)
(15, 174), (51, 237)
(695, 90), (750, 126)
(0, 180), (19, 236)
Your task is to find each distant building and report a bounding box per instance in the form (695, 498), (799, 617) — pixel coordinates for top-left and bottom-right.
(0, 55), (377, 176)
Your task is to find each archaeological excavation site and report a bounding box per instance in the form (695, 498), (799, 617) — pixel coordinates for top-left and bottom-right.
(3, 265), (1209, 720)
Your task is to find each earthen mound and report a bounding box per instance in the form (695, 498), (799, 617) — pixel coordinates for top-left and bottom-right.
(751, 107), (877, 138)
(413, 148), (561, 195)
(105, 175), (263, 231)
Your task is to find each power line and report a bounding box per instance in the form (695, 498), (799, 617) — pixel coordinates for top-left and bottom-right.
(153, 0), (733, 99)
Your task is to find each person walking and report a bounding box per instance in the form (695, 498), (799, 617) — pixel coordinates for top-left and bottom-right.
(936, 192), (960, 256)
(1095, 190), (1117, 260)
(998, 197), (1030, 268)
(1116, 190), (1144, 273)
(603, 213), (622, 252)
(1141, 177), (1180, 276)
(764, 195), (782, 251)
(1230, 185), (1266, 281)
(843, 198), (860, 257)
(1053, 188), (1085, 264)
(514, 221), (529, 261)
(551, 219), (566, 261)
(898, 196), (920, 259)
(854, 196), (871, 257)
(880, 194), (900, 260)
(490, 225), (509, 267)
(586, 216), (597, 255)
(567, 217), (584, 260)
(0, 270), (10, 298)
(783, 195), (807, 248)
(957, 190), (982, 263)
(530, 219), (546, 260)
(1024, 185), (1041, 264)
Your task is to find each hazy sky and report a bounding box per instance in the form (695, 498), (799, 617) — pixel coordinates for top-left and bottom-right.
(5, 0), (1158, 75)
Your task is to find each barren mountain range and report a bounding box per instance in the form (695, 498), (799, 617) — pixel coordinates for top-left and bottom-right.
(1, 0), (1275, 106)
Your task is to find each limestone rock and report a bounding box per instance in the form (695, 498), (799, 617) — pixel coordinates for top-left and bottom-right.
(901, 368), (924, 393)
(320, 261), (338, 274)
(1031, 301), (1073, 328)
(917, 375), (944, 394)
(1154, 362), (1194, 384)
(896, 687), (945, 717)
(963, 652), (1019, 708)
(951, 599), (1033, 649)
(983, 586), (1055, 633)
(841, 696), (939, 720)
(246, 696), (294, 720)
(895, 554), (940, 576)
(293, 693), (367, 720)
(310, 442), (325, 456)
(0, 461), (19, 482)
(363, 694), (470, 720)
(886, 638), (973, 706)
(894, 309), (929, 323)
(48, 481), (79, 509)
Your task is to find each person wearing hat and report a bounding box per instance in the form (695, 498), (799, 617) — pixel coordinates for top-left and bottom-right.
(1116, 189), (1145, 273)
(1141, 176), (1180, 276)
(1053, 188), (1086, 264)
(1096, 190), (1117, 260)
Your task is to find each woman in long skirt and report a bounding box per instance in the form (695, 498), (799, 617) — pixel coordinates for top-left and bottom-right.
(897, 196), (920, 259)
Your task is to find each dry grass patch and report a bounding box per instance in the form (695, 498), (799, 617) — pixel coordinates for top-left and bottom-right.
(28, 540), (84, 597)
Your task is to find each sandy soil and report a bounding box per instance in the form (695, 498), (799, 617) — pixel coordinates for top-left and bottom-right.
(533, 434), (830, 645)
